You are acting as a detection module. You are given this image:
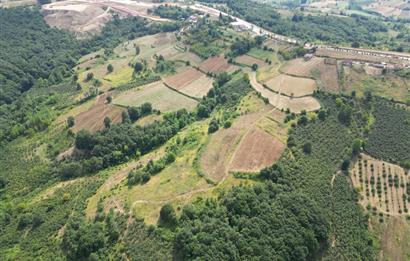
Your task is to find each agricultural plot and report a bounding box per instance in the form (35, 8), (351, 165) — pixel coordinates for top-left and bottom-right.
(282, 57), (339, 92)
(229, 128), (285, 173)
(265, 74), (317, 97)
(200, 104), (273, 183)
(73, 93), (125, 132)
(198, 56), (234, 74)
(179, 75), (214, 98)
(249, 72), (321, 113)
(163, 68), (203, 89)
(351, 154), (410, 215)
(235, 55), (267, 68)
(113, 81), (198, 112)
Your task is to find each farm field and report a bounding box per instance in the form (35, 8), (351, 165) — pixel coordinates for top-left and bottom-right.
(282, 57), (339, 92)
(163, 67), (203, 89)
(200, 103), (273, 182)
(351, 154), (410, 216)
(113, 81), (198, 112)
(73, 93), (125, 132)
(198, 56), (235, 73)
(236, 55), (267, 67)
(265, 74), (317, 97)
(229, 127), (285, 172)
(178, 74), (214, 98)
(249, 72), (321, 113)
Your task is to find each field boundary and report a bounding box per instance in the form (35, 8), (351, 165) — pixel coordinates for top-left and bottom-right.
(162, 81), (201, 101)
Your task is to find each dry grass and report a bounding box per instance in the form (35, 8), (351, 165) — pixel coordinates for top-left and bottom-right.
(265, 74), (317, 97)
(113, 81), (198, 112)
(249, 72), (321, 113)
(236, 55), (267, 68)
(282, 57), (339, 92)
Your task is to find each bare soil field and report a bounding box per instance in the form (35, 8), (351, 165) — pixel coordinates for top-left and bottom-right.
(199, 56), (232, 73)
(351, 153), (410, 216)
(229, 128), (285, 172)
(163, 68), (203, 90)
(113, 81), (198, 112)
(282, 57), (339, 92)
(200, 105), (273, 183)
(249, 72), (321, 113)
(73, 93), (125, 132)
(265, 74), (317, 97)
(236, 55), (267, 68)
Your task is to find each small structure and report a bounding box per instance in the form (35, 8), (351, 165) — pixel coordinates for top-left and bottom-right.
(304, 53), (313, 61)
(231, 21), (252, 32)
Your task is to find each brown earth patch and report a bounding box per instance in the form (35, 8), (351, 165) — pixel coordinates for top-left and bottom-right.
(282, 57), (339, 92)
(200, 105), (273, 182)
(163, 68), (204, 90)
(199, 56), (231, 73)
(230, 128), (285, 172)
(73, 93), (125, 132)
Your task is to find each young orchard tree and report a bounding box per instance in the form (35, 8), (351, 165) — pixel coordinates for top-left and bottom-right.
(107, 64), (114, 74)
(67, 116), (75, 128)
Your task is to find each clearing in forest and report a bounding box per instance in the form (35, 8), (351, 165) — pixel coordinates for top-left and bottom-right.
(351, 153), (410, 216)
(282, 57), (339, 92)
(265, 74), (317, 97)
(113, 81), (198, 112)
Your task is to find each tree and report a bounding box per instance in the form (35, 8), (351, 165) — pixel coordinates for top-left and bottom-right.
(107, 64), (114, 74)
(135, 46), (140, 55)
(67, 116), (75, 128)
(352, 138), (362, 155)
(341, 159), (350, 172)
(104, 116), (112, 129)
(303, 142), (312, 154)
(133, 61), (144, 73)
(122, 111), (131, 123)
(106, 96), (112, 103)
(75, 130), (95, 150)
(158, 203), (177, 228)
(208, 119), (219, 134)
(251, 63), (258, 71)
(86, 72), (94, 81)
